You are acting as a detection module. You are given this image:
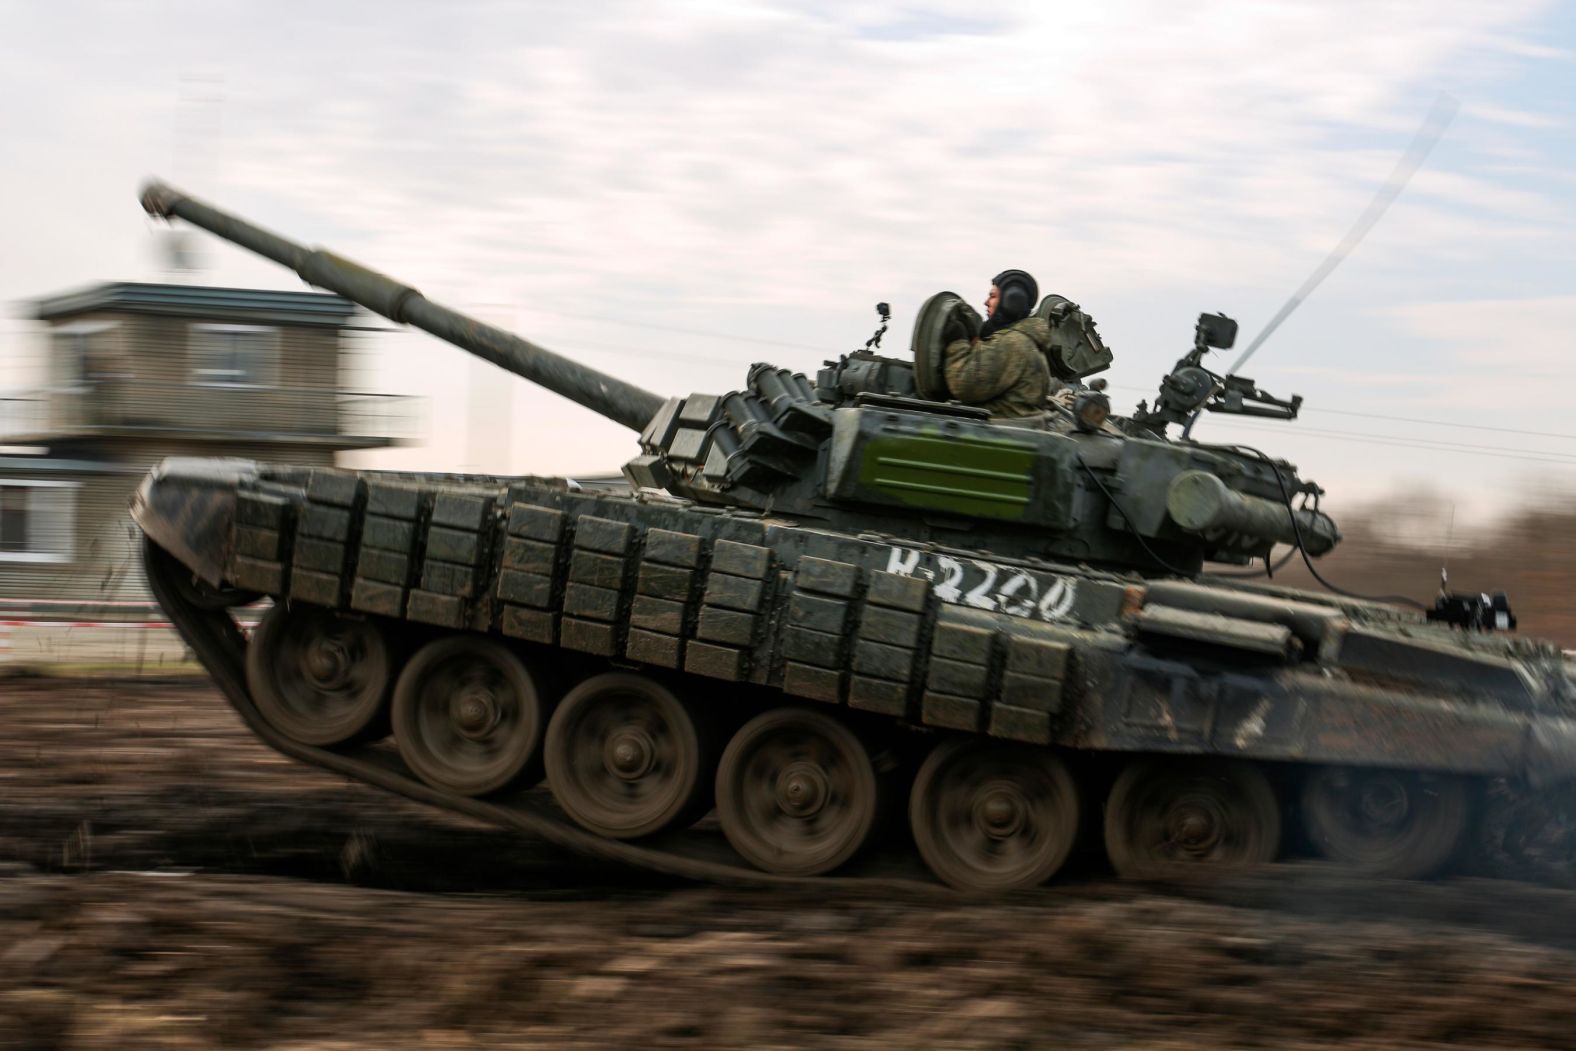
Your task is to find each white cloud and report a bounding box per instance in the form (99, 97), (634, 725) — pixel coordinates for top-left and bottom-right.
(175, 1), (1559, 305)
(1463, 101), (1565, 129)
(0, 0), (1571, 497)
(1385, 295), (1576, 385)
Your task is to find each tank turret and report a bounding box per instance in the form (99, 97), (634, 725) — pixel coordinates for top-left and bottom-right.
(141, 179), (1337, 577)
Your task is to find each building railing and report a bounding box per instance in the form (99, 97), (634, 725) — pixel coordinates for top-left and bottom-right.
(0, 381), (419, 445)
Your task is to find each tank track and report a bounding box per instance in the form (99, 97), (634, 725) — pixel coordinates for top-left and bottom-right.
(143, 537), (943, 892)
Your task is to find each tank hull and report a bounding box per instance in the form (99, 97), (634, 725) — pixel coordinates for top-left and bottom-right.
(134, 457), (1576, 887)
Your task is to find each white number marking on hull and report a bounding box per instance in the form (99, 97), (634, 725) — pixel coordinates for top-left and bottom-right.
(884, 546), (1077, 623)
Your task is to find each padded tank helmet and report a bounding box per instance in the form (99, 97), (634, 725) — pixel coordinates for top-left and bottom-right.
(980, 268), (1039, 338)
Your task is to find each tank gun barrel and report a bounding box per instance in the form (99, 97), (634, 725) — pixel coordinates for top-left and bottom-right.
(139, 179), (665, 433)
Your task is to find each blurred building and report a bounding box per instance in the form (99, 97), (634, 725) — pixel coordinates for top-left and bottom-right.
(0, 281), (411, 603)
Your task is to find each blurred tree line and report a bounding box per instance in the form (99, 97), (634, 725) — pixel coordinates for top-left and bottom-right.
(1268, 488), (1576, 647)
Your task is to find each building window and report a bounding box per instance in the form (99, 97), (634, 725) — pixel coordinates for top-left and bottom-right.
(189, 324), (280, 387)
(0, 481), (77, 564)
(51, 322), (120, 388)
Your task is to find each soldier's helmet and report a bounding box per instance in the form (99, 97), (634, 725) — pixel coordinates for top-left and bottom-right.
(982, 269), (1039, 337)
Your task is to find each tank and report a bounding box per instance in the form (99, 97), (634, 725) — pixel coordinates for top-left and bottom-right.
(133, 179), (1576, 891)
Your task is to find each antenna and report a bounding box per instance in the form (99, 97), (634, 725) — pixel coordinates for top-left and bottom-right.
(864, 302), (891, 352)
(1227, 92), (1459, 378)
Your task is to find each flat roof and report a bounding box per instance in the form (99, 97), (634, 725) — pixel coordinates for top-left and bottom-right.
(0, 455), (129, 475)
(30, 281), (358, 328)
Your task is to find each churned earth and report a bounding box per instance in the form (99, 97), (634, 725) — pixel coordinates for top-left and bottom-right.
(2, 678), (1575, 1050)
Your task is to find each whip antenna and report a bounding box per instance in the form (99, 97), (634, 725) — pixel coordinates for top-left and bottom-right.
(1227, 92), (1459, 377)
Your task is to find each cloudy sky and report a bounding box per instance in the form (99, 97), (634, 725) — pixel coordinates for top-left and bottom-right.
(2, 0), (1573, 526)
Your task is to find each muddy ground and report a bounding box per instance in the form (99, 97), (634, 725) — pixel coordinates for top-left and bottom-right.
(3, 680), (1576, 1050)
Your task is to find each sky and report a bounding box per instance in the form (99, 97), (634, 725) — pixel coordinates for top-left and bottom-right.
(1, 0), (1574, 530)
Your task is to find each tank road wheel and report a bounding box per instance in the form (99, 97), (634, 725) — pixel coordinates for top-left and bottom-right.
(910, 738), (1081, 892)
(1302, 766), (1469, 879)
(1105, 759), (1280, 879)
(545, 673), (712, 840)
(245, 604), (393, 747)
(716, 708), (879, 877)
(391, 636), (546, 797)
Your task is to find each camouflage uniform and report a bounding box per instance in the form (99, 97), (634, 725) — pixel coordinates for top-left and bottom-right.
(943, 316), (1053, 418)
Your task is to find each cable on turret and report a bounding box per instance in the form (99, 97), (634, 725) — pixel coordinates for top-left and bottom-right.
(1075, 457), (1197, 578)
(1212, 546), (1299, 580)
(1227, 443), (1426, 611)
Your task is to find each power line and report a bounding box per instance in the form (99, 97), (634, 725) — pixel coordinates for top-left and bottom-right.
(501, 310), (1576, 449)
(525, 334), (752, 370)
(524, 305), (847, 356)
(549, 343), (1576, 463)
(1211, 419), (1576, 468)
(552, 316), (1576, 447)
(547, 342), (1576, 465)
(1107, 384), (1576, 443)
(530, 310), (1576, 448)
(1306, 405), (1576, 443)
(1262, 423), (1551, 460)
(386, 309), (1576, 458)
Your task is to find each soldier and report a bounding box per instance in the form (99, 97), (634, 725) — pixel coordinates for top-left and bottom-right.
(943, 269), (1053, 418)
